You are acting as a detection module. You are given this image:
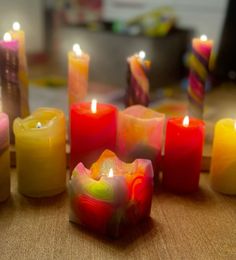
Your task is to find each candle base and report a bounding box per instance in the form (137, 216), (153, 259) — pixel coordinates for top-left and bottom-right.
(18, 186), (66, 198)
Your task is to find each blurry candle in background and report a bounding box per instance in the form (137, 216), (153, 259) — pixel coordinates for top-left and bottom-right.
(68, 43), (90, 106)
(125, 50), (151, 107)
(10, 21), (30, 117)
(210, 119), (236, 195)
(0, 113), (10, 202)
(69, 150), (154, 237)
(117, 105), (165, 173)
(70, 100), (117, 171)
(14, 108), (67, 198)
(163, 116), (205, 193)
(0, 32), (21, 143)
(187, 34), (213, 119)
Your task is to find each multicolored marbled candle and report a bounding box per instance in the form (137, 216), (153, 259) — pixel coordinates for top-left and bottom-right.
(125, 51), (151, 107)
(0, 33), (21, 143)
(69, 150), (154, 237)
(187, 35), (213, 119)
(117, 105), (165, 173)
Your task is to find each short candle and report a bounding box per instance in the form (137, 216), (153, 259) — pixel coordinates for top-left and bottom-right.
(163, 116), (205, 193)
(70, 100), (117, 171)
(210, 119), (236, 195)
(117, 105), (165, 173)
(14, 107), (67, 197)
(69, 150), (154, 237)
(0, 113), (10, 202)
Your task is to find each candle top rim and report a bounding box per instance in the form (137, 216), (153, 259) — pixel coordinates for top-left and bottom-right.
(14, 107), (65, 132)
(122, 105), (165, 121)
(71, 102), (117, 116)
(72, 149), (153, 181)
(168, 116), (205, 128)
(216, 118), (236, 132)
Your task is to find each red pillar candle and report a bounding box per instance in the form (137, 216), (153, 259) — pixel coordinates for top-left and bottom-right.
(163, 116), (205, 193)
(70, 100), (117, 171)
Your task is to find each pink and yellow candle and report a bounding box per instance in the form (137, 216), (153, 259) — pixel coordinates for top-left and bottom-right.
(69, 150), (154, 237)
(68, 43), (90, 106)
(187, 35), (213, 118)
(126, 51), (151, 107)
(117, 105), (165, 173)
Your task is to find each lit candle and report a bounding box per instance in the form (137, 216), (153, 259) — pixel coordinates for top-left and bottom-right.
(68, 43), (90, 106)
(13, 108), (67, 197)
(163, 116), (205, 193)
(70, 100), (117, 171)
(125, 50), (151, 107)
(10, 21), (30, 117)
(187, 34), (213, 119)
(117, 105), (165, 173)
(69, 150), (154, 237)
(210, 119), (236, 195)
(0, 113), (10, 202)
(0, 32), (21, 143)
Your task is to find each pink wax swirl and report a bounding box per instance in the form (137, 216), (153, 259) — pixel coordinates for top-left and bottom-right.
(187, 36), (213, 118)
(125, 52), (151, 107)
(0, 38), (21, 143)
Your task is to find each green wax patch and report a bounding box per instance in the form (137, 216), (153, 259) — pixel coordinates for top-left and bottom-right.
(84, 181), (114, 201)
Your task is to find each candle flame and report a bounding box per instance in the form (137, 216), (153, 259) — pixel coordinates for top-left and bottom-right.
(91, 99), (97, 114)
(3, 32), (12, 42)
(234, 121), (236, 130)
(183, 116), (189, 127)
(12, 21), (21, 31)
(138, 50), (146, 60)
(108, 168), (113, 178)
(36, 122), (42, 128)
(73, 43), (82, 57)
(200, 34), (208, 41)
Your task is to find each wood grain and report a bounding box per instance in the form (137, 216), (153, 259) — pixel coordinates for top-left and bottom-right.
(0, 170), (235, 260)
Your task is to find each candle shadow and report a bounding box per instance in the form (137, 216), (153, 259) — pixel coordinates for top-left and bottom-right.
(70, 217), (160, 249)
(20, 191), (68, 208)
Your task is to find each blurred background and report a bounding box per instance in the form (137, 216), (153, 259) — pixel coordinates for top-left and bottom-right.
(0, 0), (235, 146)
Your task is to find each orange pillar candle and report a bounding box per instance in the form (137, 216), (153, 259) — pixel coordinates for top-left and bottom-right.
(68, 43), (90, 106)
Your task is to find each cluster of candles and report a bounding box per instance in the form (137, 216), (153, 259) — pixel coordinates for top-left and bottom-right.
(0, 23), (236, 237)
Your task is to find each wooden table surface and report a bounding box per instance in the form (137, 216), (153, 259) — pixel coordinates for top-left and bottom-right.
(0, 170), (235, 260)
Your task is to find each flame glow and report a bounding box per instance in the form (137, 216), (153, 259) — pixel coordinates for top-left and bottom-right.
(183, 116), (190, 127)
(138, 50), (146, 60)
(13, 22), (21, 31)
(234, 121), (236, 130)
(73, 43), (82, 57)
(3, 33), (12, 42)
(91, 99), (97, 114)
(36, 122), (42, 128)
(200, 34), (208, 41)
(108, 168), (113, 178)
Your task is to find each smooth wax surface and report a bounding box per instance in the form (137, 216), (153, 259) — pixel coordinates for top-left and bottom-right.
(70, 102), (117, 171)
(117, 105), (165, 173)
(14, 107), (67, 197)
(0, 113), (10, 202)
(210, 119), (236, 195)
(69, 150), (154, 237)
(163, 117), (205, 193)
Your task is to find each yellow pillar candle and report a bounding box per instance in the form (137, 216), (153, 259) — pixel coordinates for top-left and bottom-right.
(210, 119), (236, 195)
(10, 22), (30, 117)
(14, 108), (66, 197)
(0, 113), (10, 202)
(68, 43), (90, 106)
